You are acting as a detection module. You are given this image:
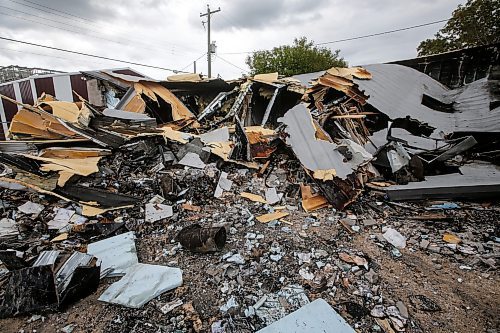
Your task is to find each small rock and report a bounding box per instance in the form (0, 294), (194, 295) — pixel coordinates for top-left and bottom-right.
(365, 269), (379, 284)
(370, 304), (386, 318)
(396, 301), (409, 319)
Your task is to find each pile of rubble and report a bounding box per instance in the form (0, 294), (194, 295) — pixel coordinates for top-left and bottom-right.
(0, 66), (498, 332)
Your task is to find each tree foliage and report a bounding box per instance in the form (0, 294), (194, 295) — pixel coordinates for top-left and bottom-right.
(417, 0), (500, 56)
(246, 37), (347, 76)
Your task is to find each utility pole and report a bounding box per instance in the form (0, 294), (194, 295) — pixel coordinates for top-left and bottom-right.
(200, 4), (220, 78)
(193, 60), (197, 73)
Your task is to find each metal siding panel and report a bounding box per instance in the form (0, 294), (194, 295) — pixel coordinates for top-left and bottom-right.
(0, 84), (18, 122)
(13, 82), (22, 110)
(53, 75), (73, 101)
(0, 101), (7, 140)
(19, 80), (34, 105)
(30, 79), (37, 101)
(70, 74), (89, 101)
(34, 77), (55, 97)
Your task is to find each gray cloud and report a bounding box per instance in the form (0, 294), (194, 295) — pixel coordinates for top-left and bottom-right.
(196, 0), (329, 31)
(0, 0), (466, 80)
(0, 0), (116, 31)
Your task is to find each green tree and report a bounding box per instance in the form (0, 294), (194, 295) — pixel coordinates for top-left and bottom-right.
(246, 37), (347, 76)
(417, 0), (500, 56)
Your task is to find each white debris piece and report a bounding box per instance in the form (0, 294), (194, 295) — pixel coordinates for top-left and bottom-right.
(87, 231), (138, 277)
(226, 253), (245, 265)
(219, 296), (238, 312)
(298, 267), (314, 280)
(256, 299), (356, 333)
(98, 263), (182, 308)
(214, 171), (233, 198)
(265, 187), (281, 205)
(160, 299), (183, 314)
(383, 228), (407, 249)
(17, 201), (44, 216)
(254, 285), (309, 325)
(178, 152), (206, 169)
(47, 208), (75, 230)
(145, 203), (173, 222)
(200, 127), (230, 144)
(0, 218), (18, 237)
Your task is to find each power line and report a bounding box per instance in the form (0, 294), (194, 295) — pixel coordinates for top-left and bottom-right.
(316, 18), (449, 45)
(180, 53), (206, 72)
(6, 0), (103, 29)
(220, 18), (450, 55)
(0, 46), (123, 68)
(0, 36), (187, 73)
(12, 0), (193, 52)
(0, 5), (187, 56)
(19, 0), (99, 25)
(215, 55), (249, 73)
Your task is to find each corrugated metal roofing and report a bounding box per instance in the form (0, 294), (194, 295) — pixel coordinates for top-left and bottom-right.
(356, 64), (500, 134)
(294, 64), (500, 135)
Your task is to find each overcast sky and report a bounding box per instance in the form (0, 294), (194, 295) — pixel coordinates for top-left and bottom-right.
(0, 0), (465, 80)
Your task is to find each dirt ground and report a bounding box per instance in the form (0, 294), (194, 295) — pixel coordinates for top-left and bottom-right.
(1, 193), (499, 333)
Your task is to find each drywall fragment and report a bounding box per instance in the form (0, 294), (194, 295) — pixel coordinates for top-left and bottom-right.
(214, 171), (232, 198)
(0, 218), (18, 238)
(17, 201), (44, 217)
(383, 228), (407, 249)
(256, 298), (356, 333)
(200, 127), (230, 144)
(145, 203), (173, 222)
(87, 231), (138, 277)
(47, 208), (75, 231)
(178, 152), (206, 169)
(265, 187), (281, 205)
(98, 263), (182, 308)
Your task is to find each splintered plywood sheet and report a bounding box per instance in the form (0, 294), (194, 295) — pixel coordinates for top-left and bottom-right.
(326, 67), (372, 80)
(300, 184), (328, 212)
(9, 108), (79, 139)
(22, 155), (102, 176)
(134, 82), (194, 121)
(40, 101), (90, 125)
(256, 211), (289, 223)
(39, 148), (111, 159)
(240, 192), (267, 203)
(253, 72), (279, 84)
(159, 126), (195, 144)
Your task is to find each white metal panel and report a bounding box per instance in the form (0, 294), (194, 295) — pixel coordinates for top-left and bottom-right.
(53, 75), (73, 101)
(29, 79), (37, 102)
(0, 102), (9, 139)
(12, 82), (22, 110)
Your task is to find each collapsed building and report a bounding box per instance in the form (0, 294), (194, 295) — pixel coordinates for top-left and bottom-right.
(0, 58), (499, 332)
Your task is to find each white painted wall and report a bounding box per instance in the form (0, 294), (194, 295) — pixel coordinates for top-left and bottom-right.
(12, 82), (22, 111)
(53, 75), (73, 102)
(29, 79), (37, 102)
(0, 101), (9, 139)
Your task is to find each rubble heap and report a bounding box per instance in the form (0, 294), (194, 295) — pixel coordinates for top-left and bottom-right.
(0, 66), (498, 332)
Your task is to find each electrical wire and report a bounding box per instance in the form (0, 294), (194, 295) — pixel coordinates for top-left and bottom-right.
(215, 55), (249, 73)
(0, 36), (187, 73)
(10, 0), (194, 52)
(316, 18), (449, 45)
(220, 18), (450, 55)
(0, 5), (188, 56)
(180, 53), (207, 72)
(0, 46), (124, 68)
